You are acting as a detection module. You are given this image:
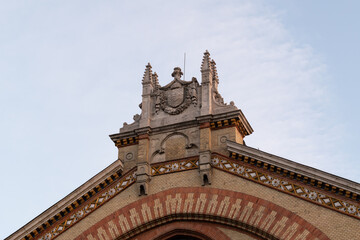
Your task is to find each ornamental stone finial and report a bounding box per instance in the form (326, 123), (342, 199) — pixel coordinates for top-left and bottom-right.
(142, 62), (153, 84)
(153, 72), (159, 89)
(211, 59), (218, 83)
(171, 67), (183, 81)
(201, 50), (212, 72)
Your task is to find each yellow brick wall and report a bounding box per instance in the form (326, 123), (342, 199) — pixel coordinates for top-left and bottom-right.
(164, 135), (186, 161)
(210, 169), (360, 240)
(58, 169), (360, 240)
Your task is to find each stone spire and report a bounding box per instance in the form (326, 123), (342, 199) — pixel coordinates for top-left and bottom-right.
(201, 50), (212, 72)
(200, 50), (213, 115)
(142, 63), (153, 85)
(201, 50), (213, 85)
(140, 63), (155, 128)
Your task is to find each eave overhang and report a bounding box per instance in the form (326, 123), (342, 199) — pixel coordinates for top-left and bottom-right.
(227, 140), (360, 200)
(109, 109), (253, 146)
(6, 160), (124, 240)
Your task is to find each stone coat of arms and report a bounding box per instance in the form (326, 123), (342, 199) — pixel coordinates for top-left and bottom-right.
(155, 67), (198, 115)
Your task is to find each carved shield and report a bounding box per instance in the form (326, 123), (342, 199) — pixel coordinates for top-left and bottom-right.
(165, 86), (185, 108)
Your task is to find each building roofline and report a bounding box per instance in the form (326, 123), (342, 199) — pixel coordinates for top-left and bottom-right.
(227, 140), (360, 195)
(6, 160), (123, 240)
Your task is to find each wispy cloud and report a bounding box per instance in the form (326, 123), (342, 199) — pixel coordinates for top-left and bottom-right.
(0, 1), (355, 239)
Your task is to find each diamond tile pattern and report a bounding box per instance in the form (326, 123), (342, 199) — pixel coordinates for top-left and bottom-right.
(212, 156), (360, 218)
(37, 170), (136, 240)
(151, 157), (199, 175)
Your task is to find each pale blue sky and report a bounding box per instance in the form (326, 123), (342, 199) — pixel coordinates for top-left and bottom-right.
(1, 1), (359, 238)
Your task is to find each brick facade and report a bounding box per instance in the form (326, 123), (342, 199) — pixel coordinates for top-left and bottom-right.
(55, 169), (360, 240)
(74, 187), (330, 240)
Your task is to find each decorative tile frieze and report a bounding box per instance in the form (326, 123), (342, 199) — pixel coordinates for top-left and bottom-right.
(151, 157), (199, 176)
(21, 154), (360, 240)
(229, 151), (360, 201)
(34, 170), (137, 240)
(211, 155), (360, 219)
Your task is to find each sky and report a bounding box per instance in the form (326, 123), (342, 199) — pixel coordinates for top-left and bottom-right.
(1, 1), (359, 238)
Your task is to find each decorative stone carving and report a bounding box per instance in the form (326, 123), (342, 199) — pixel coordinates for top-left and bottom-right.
(190, 77), (198, 106)
(213, 90), (225, 106)
(220, 136), (228, 143)
(155, 92), (161, 114)
(125, 152), (134, 160)
(120, 114), (141, 131)
(133, 114), (140, 122)
(155, 67), (198, 115)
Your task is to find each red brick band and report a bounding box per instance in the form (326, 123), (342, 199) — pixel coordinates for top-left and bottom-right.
(76, 187), (330, 240)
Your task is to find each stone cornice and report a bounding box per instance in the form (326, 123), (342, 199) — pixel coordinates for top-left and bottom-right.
(110, 111), (252, 145)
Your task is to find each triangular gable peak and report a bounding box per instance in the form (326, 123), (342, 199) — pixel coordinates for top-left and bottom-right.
(7, 51), (360, 240)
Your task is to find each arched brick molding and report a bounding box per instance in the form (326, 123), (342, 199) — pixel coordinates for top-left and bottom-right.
(136, 221), (229, 240)
(75, 187), (330, 240)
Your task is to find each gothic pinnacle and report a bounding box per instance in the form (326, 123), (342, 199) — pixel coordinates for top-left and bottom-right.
(211, 59), (219, 84)
(142, 62), (153, 84)
(153, 72), (159, 88)
(201, 50), (212, 72)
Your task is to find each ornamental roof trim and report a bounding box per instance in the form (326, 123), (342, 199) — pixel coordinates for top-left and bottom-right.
(7, 145), (360, 240)
(227, 140), (360, 195)
(6, 160), (123, 240)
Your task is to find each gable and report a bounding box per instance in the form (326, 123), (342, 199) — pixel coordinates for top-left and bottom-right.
(7, 51), (360, 240)
(11, 151), (360, 240)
